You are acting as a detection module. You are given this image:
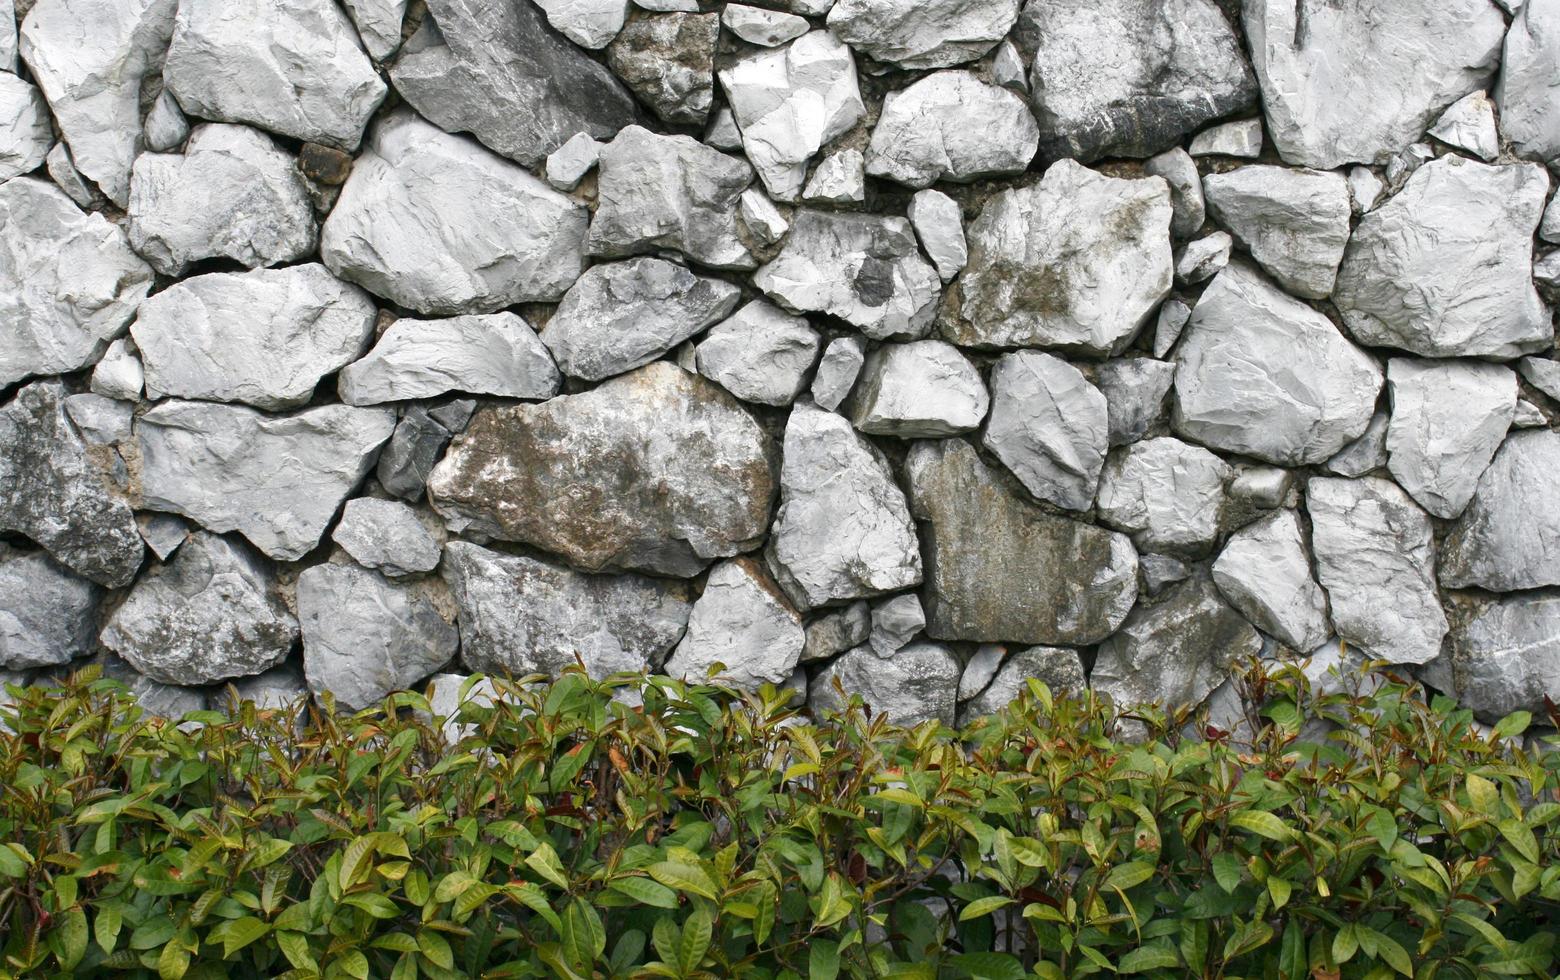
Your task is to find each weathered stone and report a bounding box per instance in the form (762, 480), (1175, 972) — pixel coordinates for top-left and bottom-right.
(340, 313), (560, 405)
(299, 561), (456, 711)
(1385, 359), (1517, 519)
(0, 381), (142, 588)
(101, 532), (297, 686)
(991, 39), (1027, 92)
(1188, 117), (1262, 158)
(1211, 509), (1329, 651)
(377, 407), (459, 502)
(826, 0), (1017, 69)
(1144, 147), (1205, 238)
(429, 363), (774, 577)
(1323, 410), (1389, 478)
(1542, 196), (1560, 245)
(332, 499), (440, 578)
(755, 209), (941, 340)
(801, 601), (871, 663)
(606, 12), (717, 126)
(1512, 399), (1548, 428)
(0, 0), (15, 71)
(1334, 156), (1551, 359)
(695, 300), (821, 406)
(64, 393), (132, 445)
(802, 149), (864, 204)
(321, 112), (588, 316)
(982, 351), (1107, 511)
(905, 439), (1137, 645)
(221, 664), (308, 715)
(533, 0), (629, 49)
(907, 189), (966, 282)
(950, 160), (1172, 354)
(164, 0), (385, 150)
(91, 653), (208, 719)
(1097, 436), (1230, 555)
(1442, 430), (1560, 592)
(421, 672), (504, 744)
(1173, 262), (1382, 466)
(1519, 357), (1560, 403)
(1384, 142), (1435, 189)
(850, 341), (987, 438)
(959, 645), (1084, 721)
(1174, 232), (1230, 284)
(811, 337), (865, 412)
(866, 71), (1037, 189)
(442, 541), (691, 678)
(1307, 476), (1447, 665)
(1244, 0), (1505, 169)
(1348, 166), (1385, 213)
(1140, 554), (1191, 595)
(133, 265), (375, 411)
(665, 557), (803, 689)
(739, 188), (788, 244)
(1096, 357), (1176, 448)
(136, 401), (396, 562)
(0, 549), (100, 670)
(141, 90), (187, 153)
(1429, 90), (1499, 161)
(767, 401), (922, 609)
(545, 133), (601, 192)
(1152, 299), (1190, 360)
(1439, 593), (1560, 720)
(705, 105), (743, 151)
(1201, 165), (1350, 299)
(957, 644), (1005, 701)
(1497, 0), (1560, 165)
(808, 641), (961, 726)
(45, 143), (96, 208)
(868, 593), (924, 657)
(0, 72), (50, 180)
(1229, 466), (1292, 511)
(722, 4), (808, 46)
(341, 0), (407, 60)
(137, 513), (188, 561)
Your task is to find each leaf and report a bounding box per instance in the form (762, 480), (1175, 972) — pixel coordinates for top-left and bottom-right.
(1119, 945), (1181, 973)
(608, 875), (680, 909)
(221, 916), (271, 958)
(1212, 853), (1243, 894)
(1466, 773), (1500, 817)
(1497, 818), (1540, 864)
(526, 844), (571, 890)
(1107, 860), (1157, 891)
(948, 952), (1026, 980)
(959, 896), (1015, 921)
(158, 937), (190, 980)
(56, 907), (87, 970)
(1268, 875), (1293, 910)
(1493, 711), (1531, 739)
(419, 929), (455, 970)
(679, 906), (713, 975)
(809, 939), (840, 980)
(95, 903), (123, 955)
(561, 898), (606, 968)
(339, 835), (378, 890)
(1006, 837), (1047, 869)
(1332, 925), (1358, 965)
(338, 949), (370, 979)
(1229, 811), (1296, 842)
(343, 892), (401, 919)
(0, 843), (28, 877)
(647, 861), (719, 901)
(277, 930), (317, 972)
(652, 916), (681, 967)
(248, 838), (293, 869)
(1365, 808), (1398, 852)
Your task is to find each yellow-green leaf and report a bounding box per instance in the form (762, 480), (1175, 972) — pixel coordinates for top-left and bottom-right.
(960, 896), (1015, 921)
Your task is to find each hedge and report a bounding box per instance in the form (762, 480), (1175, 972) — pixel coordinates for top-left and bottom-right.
(0, 662), (1558, 979)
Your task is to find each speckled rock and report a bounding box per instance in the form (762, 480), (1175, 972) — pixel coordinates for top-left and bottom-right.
(865, 70), (1038, 189)
(907, 188), (966, 281)
(339, 313), (561, 405)
(1441, 429), (1560, 592)
(0, 549), (101, 670)
(695, 300), (821, 407)
(664, 557), (803, 690)
(1385, 359), (1517, 519)
(808, 641), (961, 726)
(1096, 437), (1230, 556)
(605, 12), (718, 126)
(1437, 593), (1560, 720)
(1096, 357), (1176, 448)
(849, 340), (988, 438)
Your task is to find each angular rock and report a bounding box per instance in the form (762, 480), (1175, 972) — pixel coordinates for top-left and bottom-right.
(1096, 357), (1176, 448)
(1323, 410), (1390, 478)
(801, 601), (871, 663)
(1201, 165), (1350, 299)
(606, 12), (717, 126)
(1173, 262), (1382, 466)
(1152, 299), (1190, 360)
(222, 664), (309, 715)
(1519, 357), (1560, 403)
(45, 143), (96, 208)
(164, 0), (385, 150)
(332, 499), (440, 578)
(664, 557), (804, 689)
(1429, 90), (1499, 161)
(321, 112), (588, 316)
(766, 402), (921, 609)
(850, 340), (987, 437)
(705, 106), (743, 152)
(341, 0), (408, 60)
(1385, 142), (1435, 188)
(865, 71), (1038, 189)
(1441, 429), (1560, 592)
(1512, 399), (1548, 428)
(960, 645), (1085, 721)
(802, 149), (864, 204)
(811, 337), (866, 412)
(950, 160), (1172, 354)
(1229, 466), (1292, 511)
(1144, 147), (1205, 238)
(0, 73), (51, 180)
(377, 406), (460, 502)
(1348, 166), (1385, 213)
(982, 351), (1107, 511)
(1211, 509), (1329, 651)
(430, 363), (774, 577)
(64, 393), (132, 445)
(1307, 476), (1447, 665)
(991, 39), (1027, 92)
(1188, 118), (1262, 158)
(907, 189), (966, 282)
(957, 644), (1005, 701)
(142, 90), (188, 153)
(1441, 593), (1560, 720)
(1385, 359), (1517, 519)
(1334, 156), (1551, 359)
(868, 593), (924, 656)
(695, 300), (821, 406)
(340, 313), (561, 405)
(0, 549), (101, 670)
(1140, 554), (1191, 595)
(545, 133), (601, 192)
(132, 265), (376, 411)
(808, 641), (961, 726)
(739, 188), (788, 244)
(136, 401), (396, 562)
(0, 0), (14, 71)
(905, 439), (1137, 645)
(826, 0), (1017, 69)
(100, 533), (297, 685)
(533, 0), (629, 49)
(1096, 436), (1230, 555)
(722, 5), (809, 47)
(92, 653), (208, 719)
(137, 513), (188, 561)
(1497, 0), (1560, 164)
(1174, 232), (1230, 284)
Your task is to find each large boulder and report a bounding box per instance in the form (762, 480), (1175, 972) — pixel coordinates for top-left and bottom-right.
(339, 313), (560, 406)
(865, 71), (1038, 189)
(1211, 509), (1329, 652)
(1385, 359), (1517, 519)
(1496, 0), (1560, 165)
(664, 558), (804, 690)
(808, 641), (961, 726)
(0, 548), (101, 670)
(1441, 430), (1560, 592)
(981, 351), (1108, 512)
(826, 0), (1020, 69)
(1200, 165), (1351, 300)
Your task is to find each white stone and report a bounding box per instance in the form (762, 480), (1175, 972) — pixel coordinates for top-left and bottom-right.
(141, 90), (187, 152)
(1174, 232), (1230, 284)
(665, 557), (804, 690)
(738, 188), (789, 244)
(868, 593), (924, 656)
(1541, 195), (1560, 244)
(1512, 399), (1548, 428)
(1096, 437), (1230, 555)
(341, 0), (407, 60)
(1323, 410), (1390, 478)
(544, 132), (602, 192)
(1212, 509), (1329, 651)
(1430, 90), (1500, 161)
(533, 0), (629, 48)
(64, 393), (131, 445)
(1152, 299), (1190, 359)
(981, 351), (1107, 512)
(826, 0), (1018, 69)
(704, 106), (743, 151)
(0, 72), (51, 180)
(722, 4), (808, 47)
(849, 340), (988, 437)
(0, 549), (100, 670)
(808, 641), (961, 726)
(907, 189), (966, 281)
(90, 338), (143, 402)
(990, 39), (1026, 92)
(959, 646), (1085, 721)
(340, 312), (561, 405)
(1144, 146), (1205, 238)
(1385, 359), (1518, 519)
(1441, 429), (1560, 592)
(332, 498), (440, 578)
(1187, 118), (1262, 158)
(1519, 356), (1560, 402)
(810, 336), (865, 412)
(1440, 593), (1560, 720)
(44, 143), (95, 208)
(695, 300), (821, 406)
(1347, 166), (1385, 213)
(136, 514), (187, 561)
(1497, 0), (1560, 165)
(1201, 165), (1351, 299)
(801, 602), (870, 663)
(865, 70), (1038, 189)
(803, 148), (864, 203)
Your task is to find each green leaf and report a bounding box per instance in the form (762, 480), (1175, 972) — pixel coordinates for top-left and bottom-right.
(339, 835), (378, 890)
(419, 930), (455, 970)
(220, 916), (271, 958)
(1365, 807), (1398, 852)
(1466, 773), (1500, 817)
(1229, 810), (1295, 842)
(1108, 860), (1157, 891)
(1119, 945), (1181, 973)
(95, 903), (123, 955)
(809, 939), (840, 980)
(652, 916), (681, 967)
(158, 937), (190, 980)
(277, 930), (317, 972)
(0, 843), (28, 878)
(1006, 837), (1047, 869)
(647, 861), (719, 901)
(1497, 818), (1540, 864)
(1493, 711), (1531, 739)
(948, 952), (1026, 980)
(960, 896), (1015, 921)
(1332, 925), (1359, 965)
(56, 907), (87, 970)
(1267, 875), (1293, 910)
(608, 875), (680, 909)
(338, 949), (370, 979)
(561, 898), (606, 968)
(1211, 852), (1243, 894)
(343, 892), (400, 919)
(679, 906), (712, 975)
(526, 844), (571, 890)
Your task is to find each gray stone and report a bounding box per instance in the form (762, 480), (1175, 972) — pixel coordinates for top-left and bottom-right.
(868, 593), (924, 656)
(429, 362), (775, 577)
(0, 549), (100, 670)
(442, 540), (691, 678)
(1536, 250), (1560, 290)
(341, 0), (407, 60)
(1497, 0), (1560, 165)
(695, 300), (821, 406)
(808, 641), (961, 726)
(0, 0), (13, 70)
(1097, 357), (1176, 448)
(164, 0), (385, 150)
(803, 149), (864, 204)
(1201, 165), (1351, 299)
(299, 561), (456, 711)
(136, 513), (188, 561)
(907, 189), (966, 282)
(1385, 359), (1518, 519)
(1512, 399), (1548, 428)
(1211, 510), (1329, 651)
(950, 160), (1172, 354)
(221, 663), (308, 715)
(959, 646), (1084, 721)
(905, 439), (1138, 645)
(135, 401), (396, 562)
(1439, 593), (1560, 720)
(990, 40), (1027, 93)
(321, 111), (588, 316)
(1347, 166), (1385, 214)
(1519, 357), (1560, 403)
(533, 0), (629, 49)
(738, 188), (789, 245)
(1243, 0), (1504, 169)
(982, 351), (1107, 511)
(377, 407), (458, 502)
(91, 653), (208, 719)
(1152, 299), (1190, 360)
(332, 499), (440, 578)
(0, 380), (142, 588)
(1442, 429), (1560, 592)
(957, 644), (1005, 701)
(1384, 142), (1436, 189)
(865, 71), (1038, 189)
(850, 340), (987, 438)
(1140, 554), (1191, 595)
(1542, 196), (1560, 245)
(826, 0), (1018, 69)
(1187, 118), (1262, 158)
(141, 91), (188, 153)
(767, 401), (922, 609)
(45, 143), (96, 208)
(1096, 436), (1230, 555)
(1173, 262), (1382, 466)
(586, 126), (754, 270)
(1229, 466), (1292, 510)
(1334, 156), (1551, 359)
(1144, 147), (1205, 239)
(1307, 476), (1447, 665)
(63, 393), (132, 445)
(545, 133), (601, 192)
(1429, 90), (1499, 161)
(340, 313), (561, 405)
(421, 672), (504, 744)
(665, 557), (804, 689)
(810, 336), (865, 412)
(0, 72), (50, 180)
(755, 209), (941, 340)
(801, 601), (871, 663)
(1174, 232), (1231, 284)
(1323, 410), (1389, 478)
(722, 4), (808, 46)
(133, 265), (376, 411)
(541, 258), (741, 382)
(606, 12), (717, 126)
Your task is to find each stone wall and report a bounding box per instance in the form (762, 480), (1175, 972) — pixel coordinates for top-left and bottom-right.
(2, 0), (1558, 727)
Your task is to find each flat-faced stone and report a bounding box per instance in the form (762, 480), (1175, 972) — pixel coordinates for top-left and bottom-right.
(340, 313), (560, 406)
(1211, 509), (1329, 651)
(865, 70), (1038, 189)
(1385, 359), (1517, 519)
(826, 0), (1018, 69)
(332, 499), (441, 578)
(0, 73), (52, 181)
(1441, 429), (1560, 592)
(1201, 165), (1350, 299)
(0, 549), (101, 670)
(1497, 0), (1560, 165)
(1096, 357), (1176, 448)
(1439, 592), (1560, 720)
(808, 641), (961, 726)
(664, 557), (803, 690)
(1097, 436), (1230, 556)
(850, 340), (988, 438)
(695, 300), (821, 407)
(982, 351), (1107, 511)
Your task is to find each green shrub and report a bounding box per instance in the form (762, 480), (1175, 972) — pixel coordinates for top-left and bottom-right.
(0, 662), (1557, 979)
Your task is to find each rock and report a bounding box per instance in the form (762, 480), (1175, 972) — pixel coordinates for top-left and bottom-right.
(297, 143), (352, 188)
(905, 439), (1137, 645)
(1211, 510), (1329, 651)
(64, 393), (132, 445)
(959, 645), (1085, 721)
(321, 112), (588, 316)
(341, 0), (407, 60)
(1536, 250), (1560, 290)
(1140, 554), (1191, 595)
(0, 73), (50, 180)
(982, 351), (1107, 511)
(545, 133), (601, 191)
(957, 644), (1005, 701)
(865, 71), (1038, 189)
(1543, 197), (1560, 245)
(340, 313), (560, 405)
(533, 0), (629, 49)
(1334, 156), (1551, 359)
(1174, 232), (1231, 284)
(299, 562), (456, 711)
(868, 593), (924, 656)
(1228, 466), (1292, 510)
(442, 541), (691, 678)
(803, 149), (865, 204)
(586, 126), (754, 270)
(19, 0), (176, 205)
(722, 4), (808, 46)
(1188, 118), (1262, 158)
(1519, 357), (1560, 403)
(100, 533), (297, 686)
(135, 401), (396, 562)
(991, 40), (1027, 92)
(801, 601), (871, 663)
(45, 143), (96, 208)
(606, 12), (717, 126)
(1384, 142), (1435, 188)
(1441, 593), (1560, 720)
(0, 0), (13, 70)
(695, 300), (821, 406)
(164, 0), (385, 150)
(221, 664), (308, 715)
(132, 265), (376, 411)
(705, 106), (743, 151)
(541, 258), (741, 382)
(1429, 90), (1499, 161)
(1173, 262), (1382, 466)
(719, 31), (864, 200)
(1243, 0), (1504, 169)
(664, 557), (803, 689)
(811, 337), (865, 411)
(1347, 167), (1385, 213)
(92, 653), (208, 719)
(332, 499), (440, 578)
(0, 549), (100, 670)
(0, 380), (142, 588)
(1021, 0), (1257, 162)
(142, 90), (188, 153)
(1307, 476), (1447, 665)
(1152, 299), (1190, 360)
(1497, 0), (1560, 164)
(808, 641), (961, 726)
(850, 340), (987, 438)
(826, 0), (1017, 69)
(1385, 359), (1517, 519)
(1201, 165), (1351, 299)
(1096, 436), (1230, 555)
(1096, 357), (1176, 448)
(429, 363), (774, 577)
(1441, 429), (1560, 592)
(376, 401), (474, 502)
(1092, 577), (1262, 710)
(767, 402), (921, 609)
(0, 178), (154, 387)
(949, 160), (1172, 354)
(1144, 147), (1205, 239)
(1512, 399), (1548, 428)
(739, 188), (789, 245)
(136, 513), (188, 561)
(1323, 410), (1390, 478)
(754, 209), (941, 340)
(907, 189), (966, 282)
